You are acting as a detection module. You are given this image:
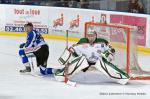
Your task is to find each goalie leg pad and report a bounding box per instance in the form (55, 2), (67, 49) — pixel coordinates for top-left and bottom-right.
(58, 48), (72, 65)
(54, 56), (89, 82)
(94, 58), (130, 85)
(58, 47), (79, 65)
(68, 56), (89, 77)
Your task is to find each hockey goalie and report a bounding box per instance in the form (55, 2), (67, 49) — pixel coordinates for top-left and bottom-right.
(55, 31), (130, 85)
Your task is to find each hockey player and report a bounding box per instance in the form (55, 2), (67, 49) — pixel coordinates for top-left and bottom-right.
(76, 31), (109, 72)
(56, 31), (130, 84)
(19, 22), (53, 75)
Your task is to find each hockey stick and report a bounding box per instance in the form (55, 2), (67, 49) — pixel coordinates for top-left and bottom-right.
(30, 56), (34, 70)
(25, 54), (45, 78)
(64, 30), (77, 86)
(27, 54), (35, 71)
(64, 30), (69, 83)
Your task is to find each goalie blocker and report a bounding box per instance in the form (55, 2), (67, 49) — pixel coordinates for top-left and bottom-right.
(56, 47), (130, 85)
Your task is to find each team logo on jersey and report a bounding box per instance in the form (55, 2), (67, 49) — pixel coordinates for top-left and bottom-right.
(82, 44), (89, 49)
(69, 15), (80, 29)
(53, 13), (64, 28)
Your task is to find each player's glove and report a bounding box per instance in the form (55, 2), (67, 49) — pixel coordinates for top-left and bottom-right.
(19, 43), (26, 48)
(68, 47), (79, 57)
(101, 49), (115, 62)
(110, 48), (115, 54)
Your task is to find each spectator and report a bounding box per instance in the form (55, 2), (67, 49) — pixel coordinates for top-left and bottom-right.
(62, 0), (69, 7)
(129, 0), (144, 14)
(80, 0), (89, 9)
(53, 0), (68, 7)
(1, 0), (11, 3)
(68, 0), (78, 8)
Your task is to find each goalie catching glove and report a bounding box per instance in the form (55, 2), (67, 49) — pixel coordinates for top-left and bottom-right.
(99, 47), (115, 62)
(19, 43), (26, 49)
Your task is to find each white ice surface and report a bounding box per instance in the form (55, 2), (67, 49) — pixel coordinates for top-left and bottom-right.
(0, 36), (150, 99)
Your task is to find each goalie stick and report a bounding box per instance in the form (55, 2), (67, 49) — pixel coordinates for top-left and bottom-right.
(64, 30), (77, 86)
(64, 30), (69, 83)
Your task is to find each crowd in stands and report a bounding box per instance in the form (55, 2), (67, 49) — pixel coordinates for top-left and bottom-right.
(0, 0), (149, 14)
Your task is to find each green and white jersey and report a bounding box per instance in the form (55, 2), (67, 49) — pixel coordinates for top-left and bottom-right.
(73, 38), (109, 63)
(77, 38), (109, 45)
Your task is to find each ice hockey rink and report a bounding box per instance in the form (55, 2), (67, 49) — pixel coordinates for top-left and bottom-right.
(0, 36), (150, 99)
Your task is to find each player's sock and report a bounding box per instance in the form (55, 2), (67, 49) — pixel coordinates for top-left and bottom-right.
(39, 66), (54, 75)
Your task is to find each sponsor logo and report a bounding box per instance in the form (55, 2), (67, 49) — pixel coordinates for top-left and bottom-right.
(53, 13), (64, 28)
(14, 8), (40, 19)
(14, 9), (40, 15)
(69, 15), (80, 29)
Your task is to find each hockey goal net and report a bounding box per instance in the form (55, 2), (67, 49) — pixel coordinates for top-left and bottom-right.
(85, 22), (150, 80)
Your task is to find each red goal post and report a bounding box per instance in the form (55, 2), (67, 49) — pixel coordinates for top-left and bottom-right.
(84, 22), (150, 80)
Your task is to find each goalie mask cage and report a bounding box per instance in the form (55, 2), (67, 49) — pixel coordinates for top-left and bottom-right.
(85, 22), (150, 80)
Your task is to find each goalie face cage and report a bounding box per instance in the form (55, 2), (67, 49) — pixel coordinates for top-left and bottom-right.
(85, 22), (150, 80)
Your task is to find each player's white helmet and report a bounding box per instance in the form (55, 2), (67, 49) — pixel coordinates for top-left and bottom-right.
(86, 30), (97, 44)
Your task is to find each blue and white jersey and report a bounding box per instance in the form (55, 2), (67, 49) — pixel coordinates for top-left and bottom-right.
(25, 30), (46, 48)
